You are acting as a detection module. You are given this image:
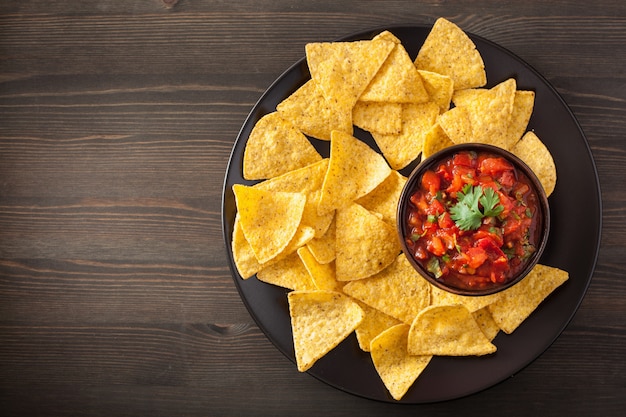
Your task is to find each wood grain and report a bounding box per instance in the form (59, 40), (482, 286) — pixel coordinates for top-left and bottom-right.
(1, 1), (625, 416)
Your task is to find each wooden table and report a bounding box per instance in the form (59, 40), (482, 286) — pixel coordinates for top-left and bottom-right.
(1, 1), (624, 416)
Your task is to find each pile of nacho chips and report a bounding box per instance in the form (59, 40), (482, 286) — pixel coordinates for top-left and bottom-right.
(231, 17), (567, 401)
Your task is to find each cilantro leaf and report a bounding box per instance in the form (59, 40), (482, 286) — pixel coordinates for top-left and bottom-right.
(450, 185), (503, 231)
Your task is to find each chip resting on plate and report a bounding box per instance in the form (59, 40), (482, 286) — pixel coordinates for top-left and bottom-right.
(318, 130), (391, 215)
(256, 251), (316, 291)
(342, 254), (430, 323)
(276, 79), (353, 141)
(242, 112), (322, 180)
(370, 324), (432, 401)
(356, 170), (407, 226)
(353, 301), (402, 352)
(415, 17), (487, 90)
(305, 216), (336, 264)
(408, 304), (497, 356)
(232, 184), (306, 264)
(288, 290), (364, 372)
(421, 123), (454, 159)
(510, 131), (557, 196)
(417, 69), (454, 113)
(297, 246), (341, 291)
(488, 264), (569, 334)
(335, 203), (401, 281)
(352, 101), (402, 135)
(472, 307), (501, 342)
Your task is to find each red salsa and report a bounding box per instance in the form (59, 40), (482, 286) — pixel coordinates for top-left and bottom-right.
(404, 150), (542, 291)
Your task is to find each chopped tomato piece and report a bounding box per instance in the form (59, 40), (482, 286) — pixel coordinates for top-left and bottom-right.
(421, 170), (441, 195)
(427, 236), (446, 256)
(465, 247), (488, 269)
(480, 157), (513, 176)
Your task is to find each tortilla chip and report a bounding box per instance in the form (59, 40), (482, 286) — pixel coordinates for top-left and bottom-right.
(414, 18), (486, 90)
(454, 78), (517, 149)
(232, 184), (306, 264)
(335, 203), (401, 281)
(353, 301), (402, 352)
(255, 159), (334, 237)
(256, 251), (316, 291)
(288, 290), (364, 372)
(488, 264), (569, 334)
(359, 31), (429, 103)
(407, 304), (497, 356)
(370, 324), (432, 401)
(306, 215), (336, 264)
(231, 216), (316, 279)
(421, 123), (454, 160)
(437, 106), (474, 144)
(343, 254), (430, 324)
(417, 70), (454, 113)
(372, 102), (439, 170)
(297, 246), (341, 291)
(429, 284), (502, 313)
(305, 38), (395, 115)
(352, 101), (402, 135)
(472, 307), (500, 342)
(276, 79), (353, 141)
(356, 170), (407, 226)
(510, 131), (557, 196)
(243, 112), (322, 180)
(318, 130), (391, 215)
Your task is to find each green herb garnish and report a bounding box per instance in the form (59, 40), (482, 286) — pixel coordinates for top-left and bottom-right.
(450, 185), (504, 231)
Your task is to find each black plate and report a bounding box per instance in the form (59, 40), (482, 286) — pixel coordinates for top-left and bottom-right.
(221, 25), (602, 403)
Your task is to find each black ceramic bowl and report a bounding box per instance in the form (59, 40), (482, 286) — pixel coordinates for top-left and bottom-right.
(397, 143), (550, 296)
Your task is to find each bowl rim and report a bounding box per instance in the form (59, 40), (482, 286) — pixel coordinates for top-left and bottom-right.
(396, 143), (551, 297)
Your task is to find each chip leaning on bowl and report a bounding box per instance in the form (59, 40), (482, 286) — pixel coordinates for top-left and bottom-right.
(230, 17), (568, 401)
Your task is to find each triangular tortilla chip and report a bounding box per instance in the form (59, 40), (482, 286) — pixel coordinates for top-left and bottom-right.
(437, 106), (474, 144)
(429, 284), (502, 313)
(232, 184), (306, 264)
(356, 170), (407, 226)
(243, 112), (322, 180)
(306, 38), (395, 114)
(352, 101), (402, 135)
(414, 18), (486, 90)
(510, 131), (557, 196)
(288, 290), (364, 372)
(277, 79), (352, 141)
(372, 102), (439, 169)
(370, 324), (432, 401)
(353, 301), (402, 352)
(359, 31), (429, 103)
(408, 304), (497, 356)
(472, 307), (501, 342)
(417, 70), (454, 113)
(335, 204), (401, 281)
(318, 130), (391, 215)
(256, 251), (316, 291)
(255, 159), (333, 237)
(342, 254), (430, 323)
(297, 246), (341, 291)
(421, 123), (454, 160)
(488, 264), (569, 334)
(305, 215), (336, 264)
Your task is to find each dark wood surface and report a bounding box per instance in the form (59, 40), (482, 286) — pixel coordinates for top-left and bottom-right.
(1, 1), (624, 416)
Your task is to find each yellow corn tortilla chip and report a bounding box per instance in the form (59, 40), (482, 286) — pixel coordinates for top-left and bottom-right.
(305, 38), (395, 115)
(372, 102), (439, 170)
(454, 78), (518, 149)
(421, 123), (454, 160)
(370, 324), (432, 401)
(415, 18), (486, 90)
(243, 112), (322, 180)
(318, 130), (391, 215)
(429, 284), (502, 313)
(488, 264), (569, 334)
(335, 203), (401, 281)
(232, 184), (306, 264)
(353, 301), (402, 352)
(305, 215), (336, 264)
(256, 251), (316, 291)
(297, 246), (341, 291)
(472, 307), (501, 342)
(437, 106), (474, 144)
(359, 31), (429, 103)
(276, 79), (353, 141)
(288, 290), (364, 372)
(356, 170), (407, 226)
(417, 70), (454, 113)
(510, 131), (557, 196)
(408, 304), (497, 356)
(352, 101), (402, 135)
(231, 215), (316, 279)
(255, 159), (333, 237)
(343, 254), (430, 324)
